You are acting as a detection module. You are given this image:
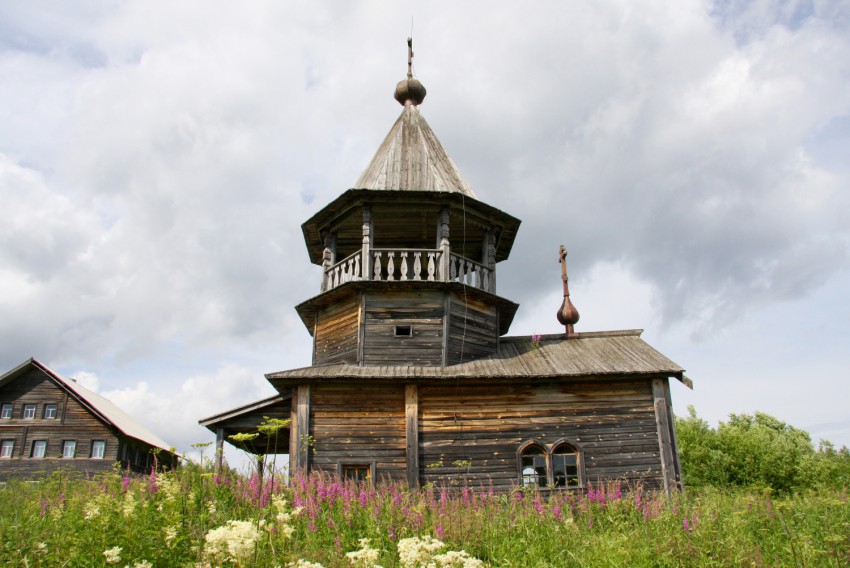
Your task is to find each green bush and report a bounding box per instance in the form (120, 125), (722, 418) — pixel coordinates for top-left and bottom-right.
(676, 406), (850, 492)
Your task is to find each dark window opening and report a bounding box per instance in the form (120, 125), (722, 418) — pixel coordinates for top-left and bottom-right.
(394, 325), (413, 337)
(520, 445), (547, 487)
(552, 445), (580, 488)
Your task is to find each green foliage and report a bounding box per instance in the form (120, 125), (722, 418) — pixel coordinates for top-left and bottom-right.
(1, 467), (849, 567)
(676, 406), (850, 492)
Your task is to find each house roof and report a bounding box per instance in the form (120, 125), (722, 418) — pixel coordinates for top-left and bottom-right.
(354, 104), (477, 197)
(0, 358), (175, 453)
(266, 329), (690, 385)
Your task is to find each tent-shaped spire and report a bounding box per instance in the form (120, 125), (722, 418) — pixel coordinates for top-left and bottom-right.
(354, 106), (476, 197)
(354, 38), (476, 198)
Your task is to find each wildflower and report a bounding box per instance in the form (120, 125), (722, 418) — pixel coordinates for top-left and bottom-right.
(346, 538), (382, 567)
(288, 561), (326, 568)
(204, 520), (261, 565)
(131, 561), (153, 568)
(36, 542), (48, 554)
(103, 546), (122, 564)
(207, 500), (217, 515)
(122, 476), (131, 491)
(122, 492), (137, 517)
(84, 503), (101, 520)
(397, 536), (445, 568)
(164, 524), (179, 546)
(432, 550), (485, 568)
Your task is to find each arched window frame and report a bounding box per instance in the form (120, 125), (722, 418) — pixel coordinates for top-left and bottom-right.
(516, 438), (585, 489)
(550, 438), (584, 489)
(517, 441), (548, 489)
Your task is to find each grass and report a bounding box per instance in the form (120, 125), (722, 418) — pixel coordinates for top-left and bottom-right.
(0, 463), (848, 567)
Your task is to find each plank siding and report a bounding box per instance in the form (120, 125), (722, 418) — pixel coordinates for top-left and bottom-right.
(309, 383), (407, 482)
(362, 290), (445, 366)
(418, 380), (662, 491)
(313, 294), (361, 366)
(446, 292), (499, 365)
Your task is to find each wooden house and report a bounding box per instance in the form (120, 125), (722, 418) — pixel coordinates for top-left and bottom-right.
(0, 358), (177, 481)
(201, 43), (689, 493)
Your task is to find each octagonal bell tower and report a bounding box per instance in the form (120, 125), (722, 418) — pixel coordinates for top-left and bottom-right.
(295, 40), (520, 367)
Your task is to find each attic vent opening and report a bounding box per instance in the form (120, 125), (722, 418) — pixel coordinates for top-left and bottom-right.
(395, 325), (413, 337)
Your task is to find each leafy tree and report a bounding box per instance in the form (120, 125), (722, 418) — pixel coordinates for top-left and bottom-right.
(675, 406), (850, 492)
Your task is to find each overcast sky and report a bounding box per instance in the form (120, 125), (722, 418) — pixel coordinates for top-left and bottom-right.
(2, 1), (849, 468)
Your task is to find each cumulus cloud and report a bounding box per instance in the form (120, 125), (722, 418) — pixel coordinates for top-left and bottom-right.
(1, 1), (849, 448)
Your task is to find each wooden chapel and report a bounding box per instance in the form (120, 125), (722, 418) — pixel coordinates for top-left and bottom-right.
(201, 41), (688, 494)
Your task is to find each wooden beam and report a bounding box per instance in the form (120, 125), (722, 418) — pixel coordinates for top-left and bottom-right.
(405, 384), (419, 489)
(664, 379), (683, 490)
(652, 378), (677, 495)
(289, 387), (298, 471)
(214, 427), (225, 474)
(293, 384), (312, 476)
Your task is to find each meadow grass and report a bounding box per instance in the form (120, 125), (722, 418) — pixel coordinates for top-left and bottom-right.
(0, 464), (847, 567)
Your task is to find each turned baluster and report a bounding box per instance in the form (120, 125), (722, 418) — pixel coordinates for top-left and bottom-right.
(400, 252), (408, 281)
(373, 252), (382, 281)
(427, 252), (436, 281)
(413, 251), (422, 280)
(387, 252), (395, 281)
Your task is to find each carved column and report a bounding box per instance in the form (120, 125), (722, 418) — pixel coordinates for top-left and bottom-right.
(438, 208), (450, 281)
(321, 233), (337, 291)
(482, 229), (497, 293)
(362, 206), (373, 281)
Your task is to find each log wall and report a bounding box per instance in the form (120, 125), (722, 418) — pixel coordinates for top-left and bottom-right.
(309, 383), (407, 482)
(362, 290), (445, 366)
(417, 380), (662, 491)
(313, 293), (361, 366)
(445, 292), (499, 365)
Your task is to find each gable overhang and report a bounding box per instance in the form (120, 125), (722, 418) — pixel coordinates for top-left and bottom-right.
(199, 394), (292, 455)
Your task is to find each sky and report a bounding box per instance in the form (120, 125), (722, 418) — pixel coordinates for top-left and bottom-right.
(2, 0), (849, 469)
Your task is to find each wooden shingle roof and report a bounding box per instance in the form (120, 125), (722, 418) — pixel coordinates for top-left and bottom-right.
(354, 105), (477, 197)
(266, 330), (688, 385)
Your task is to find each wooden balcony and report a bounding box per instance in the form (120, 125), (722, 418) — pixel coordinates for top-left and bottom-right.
(322, 248), (494, 293)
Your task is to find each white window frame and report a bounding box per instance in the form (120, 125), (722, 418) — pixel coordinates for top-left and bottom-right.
(0, 404), (12, 419)
(62, 440), (76, 459)
(32, 440), (47, 458)
(0, 440), (14, 458)
(91, 440), (106, 459)
(43, 404), (57, 419)
(22, 404), (36, 419)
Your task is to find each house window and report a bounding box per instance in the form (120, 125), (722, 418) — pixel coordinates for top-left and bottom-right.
(31, 440), (47, 458)
(0, 404), (12, 419)
(91, 440), (106, 459)
(340, 463), (374, 482)
(394, 325), (413, 337)
(43, 404), (58, 419)
(62, 440), (76, 459)
(552, 443), (581, 488)
(22, 404), (36, 419)
(0, 440), (14, 458)
(518, 440), (584, 489)
(520, 445), (548, 487)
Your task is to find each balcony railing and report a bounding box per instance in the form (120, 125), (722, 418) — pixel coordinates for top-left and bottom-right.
(322, 248), (494, 294)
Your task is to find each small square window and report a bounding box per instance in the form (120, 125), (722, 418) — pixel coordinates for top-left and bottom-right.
(0, 404), (12, 419)
(43, 404), (57, 419)
(22, 404), (36, 419)
(394, 325), (413, 337)
(62, 440), (76, 459)
(0, 440), (14, 458)
(32, 440), (47, 458)
(91, 440), (105, 459)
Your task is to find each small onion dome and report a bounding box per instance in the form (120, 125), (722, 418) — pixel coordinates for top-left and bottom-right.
(394, 77), (427, 106)
(556, 296), (580, 326)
